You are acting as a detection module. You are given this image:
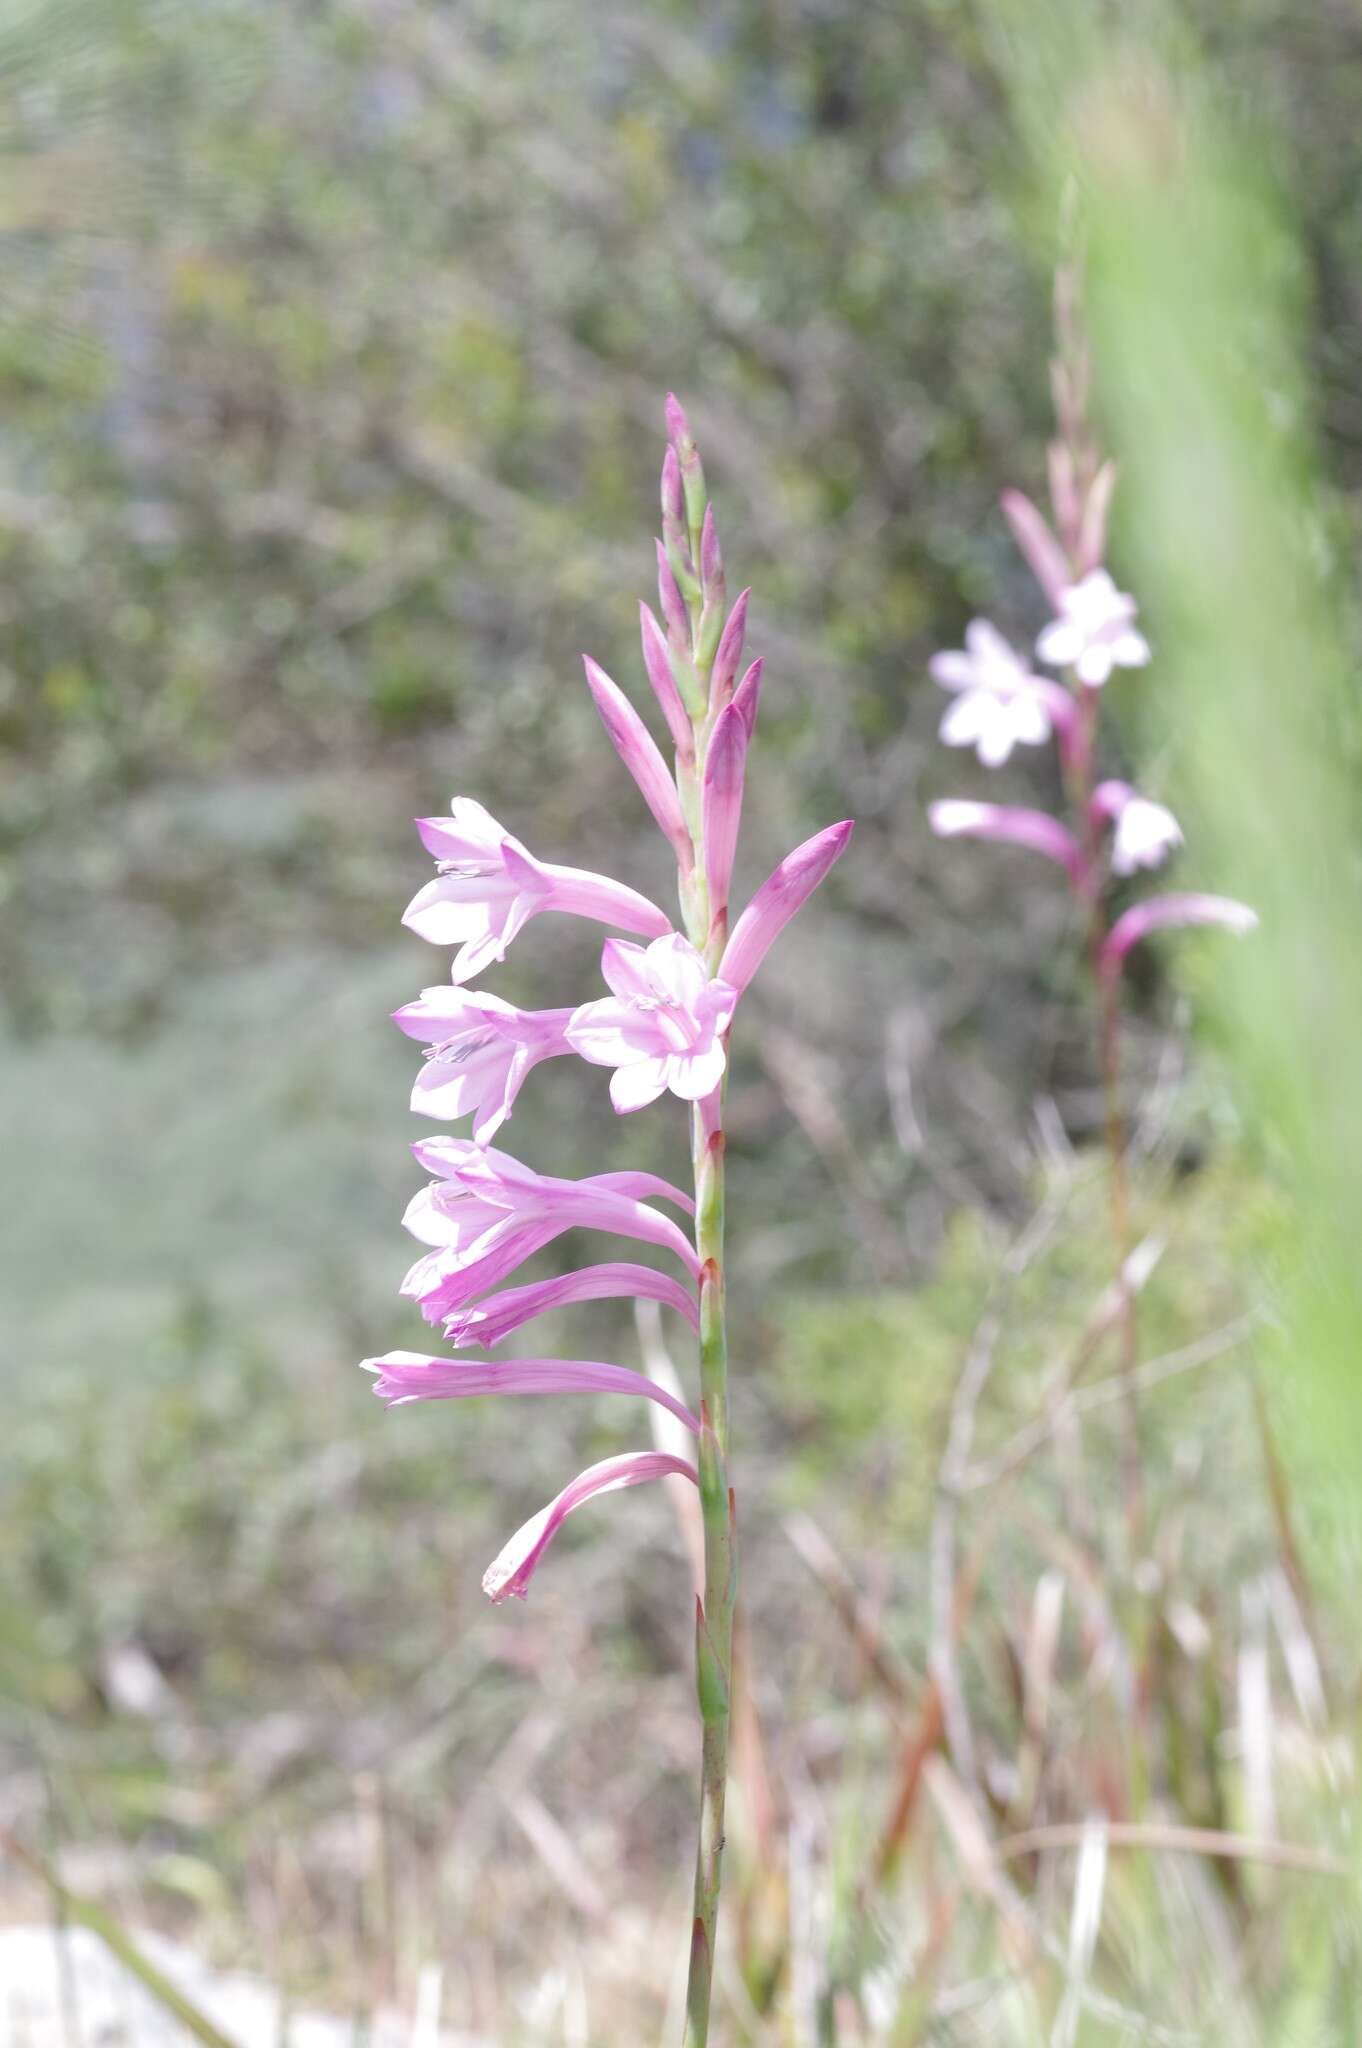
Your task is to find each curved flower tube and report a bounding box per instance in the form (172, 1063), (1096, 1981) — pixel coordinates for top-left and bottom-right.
(482, 1450), (699, 1605)
(400, 1138), (702, 1323)
(363, 1351), (701, 1434)
(402, 797), (671, 979)
(1100, 893), (1259, 979)
(929, 799), (1083, 882)
(443, 1263), (700, 1348)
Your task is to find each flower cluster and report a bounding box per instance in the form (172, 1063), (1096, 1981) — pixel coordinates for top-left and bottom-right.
(363, 400), (852, 1608)
(927, 481), (1254, 976)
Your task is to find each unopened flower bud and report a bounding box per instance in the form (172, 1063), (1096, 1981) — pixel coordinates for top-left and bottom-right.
(655, 539), (690, 649)
(700, 505), (725, 606)
(666, 390), (707, 539)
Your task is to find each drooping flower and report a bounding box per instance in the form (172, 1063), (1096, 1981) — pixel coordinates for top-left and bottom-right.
(567, 934), (738, 1113)
(362, 1350), (701, 1434)
(400, 1138), (700, 1324)
(402, 798), (671, 980)
(929, 799), (1083, 880)
(1091, 781), (1184, 876)
(392, 986), (574, 1142)
(1037, 570), (1151, 686)
(482, 1450), (700, 1604)
(930, 620), (1060, 767)
(1099, 893), (1258, 979)
(443, 1262), (700, 1348)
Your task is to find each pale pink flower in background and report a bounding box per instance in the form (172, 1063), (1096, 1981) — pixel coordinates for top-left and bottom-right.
(402, 797), (671, 978)
(482, 1450), (699, 1604)
(392, 986), (574, 1142)
(1037, 569), (1151, 686)
(362, 1350), (700, 1434)
(1100, 893), (1258, 979)
(930, 620), (1058, 767)
(443, 1262), (699, 1348)
(567, 934), (738, 1112)
(929, 799), (1082, 880)
(1092, 781), (1184, 876)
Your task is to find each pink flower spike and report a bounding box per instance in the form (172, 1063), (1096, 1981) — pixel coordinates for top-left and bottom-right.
(640, 603), (694, 756)
(483, 1450), (699, 1604)
(444, 1263), (700, 1348)
(582, 656), (692, 869)
(394, 986), (574, 1143)
(702, 704), (749, 918)
(1090, 781), (1183, 876)
(709, 589), (749, 711)
(1100, 893), (1258, 980)
(567, 934), (738, 1113)
(930, 620), (1063, 768)
(719, 820), (854, 995)
(404, 797), (670, 977)
(930, 799), (1082, 879)
(363, 1351), (700, 1433)
(732, 657), (763, 740)
(1000, 488), (1071, 607)
(1037, 570), (1150, 686)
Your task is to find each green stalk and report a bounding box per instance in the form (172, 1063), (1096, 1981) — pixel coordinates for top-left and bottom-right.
(684, 1095), (734, 2046)
(679, 474), (736, 2046)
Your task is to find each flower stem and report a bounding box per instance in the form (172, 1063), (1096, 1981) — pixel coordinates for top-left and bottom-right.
(683, 1102), (734, 2047)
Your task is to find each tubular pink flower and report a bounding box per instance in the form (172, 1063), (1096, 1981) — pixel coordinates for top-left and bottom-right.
(403, 797), (670, 977)
(483, 1450), (699, 1604)
(444, 1263), (700, 1348)
(1037, 570), (1151, 686)
(732, 657), (763, 740)
(929, 799), (1082, 880)
(930, 620), (1069, 768)
(709, 589), (749, 710)
(639, 602), (694, 755)
(363, 1350), (700, 1433)
(1000, 488), (1071, 607)
(567, 934), (737, 1113)
(400, 1138), (701, 1323)
(701, 705), (748, 918)
(1090, 781), (1183, 876)
(1100, 893), (1258, 979)
(393, 986), (574, 1143)
(581, 656), (692, 869)
(718, 819), (854, 995)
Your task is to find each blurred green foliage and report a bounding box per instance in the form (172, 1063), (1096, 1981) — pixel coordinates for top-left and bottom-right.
(2, 0), (1361, 2037)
